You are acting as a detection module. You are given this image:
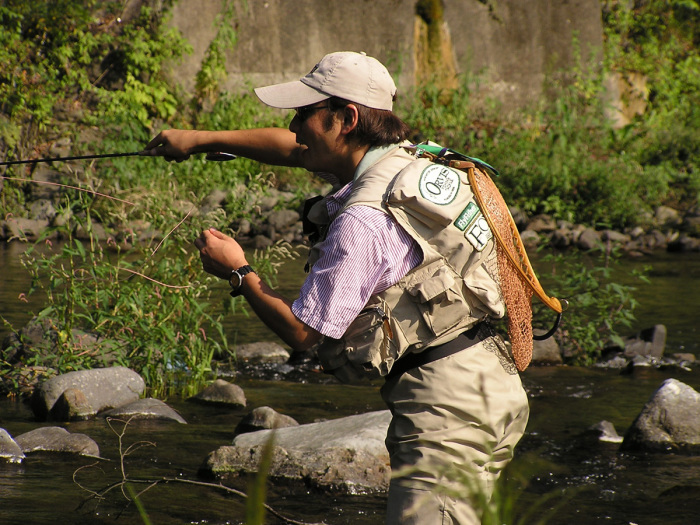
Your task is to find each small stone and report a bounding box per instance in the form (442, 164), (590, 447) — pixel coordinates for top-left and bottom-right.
(588, 420), (623, 443)
(0, 428), (25, 463)
(234, 406), (299, 435)
(624, 325), (666, 359)
(235, 341), (290, 364)
(191, 379), (246, 408)
(577, 228), (601, 250)
(531, 329), (562, 365)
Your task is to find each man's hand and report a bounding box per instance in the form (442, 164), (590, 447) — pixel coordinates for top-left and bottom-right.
(193, 228), (248, 280)
(194, 228), (322, 352)
(144, 129), (199, 162)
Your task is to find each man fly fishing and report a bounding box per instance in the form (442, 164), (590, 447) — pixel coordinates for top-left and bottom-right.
(144, 51), (531, 524)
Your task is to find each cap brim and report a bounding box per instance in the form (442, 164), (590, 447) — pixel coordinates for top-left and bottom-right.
(254, 80), (329, 109)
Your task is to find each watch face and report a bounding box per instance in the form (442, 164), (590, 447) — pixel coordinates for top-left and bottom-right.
(229, 271), (242, 289)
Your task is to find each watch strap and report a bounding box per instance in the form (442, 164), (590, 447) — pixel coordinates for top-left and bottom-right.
(229, 265), (254, 297)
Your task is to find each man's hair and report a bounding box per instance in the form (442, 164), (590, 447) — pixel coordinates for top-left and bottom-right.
(324, 97), (412, 147)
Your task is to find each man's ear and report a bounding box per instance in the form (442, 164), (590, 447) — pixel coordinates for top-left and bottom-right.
(340, 104), (359, 135)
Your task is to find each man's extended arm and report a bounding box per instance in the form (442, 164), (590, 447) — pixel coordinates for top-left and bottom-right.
(144, 128), (304, 167)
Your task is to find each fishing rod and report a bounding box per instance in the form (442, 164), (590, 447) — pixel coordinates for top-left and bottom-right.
(0, 151), (237, 166)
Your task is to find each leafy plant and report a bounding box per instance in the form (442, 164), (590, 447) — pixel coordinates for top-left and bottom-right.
(0, 183), (304, 396)
(534, 247), (649, 365)
(602, 0), (700, 206)
(96, 4), (191, 129)
(2, 192), (230, 397)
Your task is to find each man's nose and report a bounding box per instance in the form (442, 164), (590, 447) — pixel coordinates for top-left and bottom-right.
(288, 114), (300, 133)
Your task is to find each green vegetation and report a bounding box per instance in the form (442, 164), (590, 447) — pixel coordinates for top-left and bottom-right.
(0, 197), (296, 397)
(0, 1), (298, 396)
(403, 0), (700, 228)
(602, 0), (700, 207)
(534, 248), (650, 365)
(1, 0), (698, 392)
(3, 191), (228, 397)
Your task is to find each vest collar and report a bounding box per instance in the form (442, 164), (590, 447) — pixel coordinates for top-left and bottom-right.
(353, 143), (402, 182)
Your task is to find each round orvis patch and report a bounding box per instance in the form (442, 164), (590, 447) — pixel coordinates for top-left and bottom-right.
(418, 164), (461, 205)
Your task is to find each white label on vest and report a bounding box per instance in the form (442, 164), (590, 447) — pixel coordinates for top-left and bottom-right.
(419, 164), (460, 205)
(465, 214), (493, 251)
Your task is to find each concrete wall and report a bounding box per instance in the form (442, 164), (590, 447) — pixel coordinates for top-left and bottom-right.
(168, 0), (603, 110)
(445, 0), (604, 108)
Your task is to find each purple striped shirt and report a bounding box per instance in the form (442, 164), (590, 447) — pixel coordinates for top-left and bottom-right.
(292, 182), (422, 339)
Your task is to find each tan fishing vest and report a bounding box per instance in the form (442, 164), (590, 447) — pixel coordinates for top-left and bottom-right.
(305, 145), (505, 383)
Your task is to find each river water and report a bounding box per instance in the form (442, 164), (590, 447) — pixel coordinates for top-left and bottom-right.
(1, 242), (699, 524)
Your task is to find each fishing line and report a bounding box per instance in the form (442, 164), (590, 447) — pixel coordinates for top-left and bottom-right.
(0, 151), (145, 166)
(0, 151), (237, 166)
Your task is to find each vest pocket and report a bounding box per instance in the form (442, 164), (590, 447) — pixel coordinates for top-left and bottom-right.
(343, 305), (387, 369)
(407, 263), (477, 337)
(317, 300), (402, 382)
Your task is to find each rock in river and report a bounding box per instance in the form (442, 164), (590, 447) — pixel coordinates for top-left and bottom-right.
(190, 378), (246, 408)
(31, 367), (145, 421)
(234, 406), (299, 435)
(0, 428), (25, 463)
(621, 378), (700, 453)
(101, 398), (187, 424)
(14, 426), (100, 457)
(204, 410), (392, 494)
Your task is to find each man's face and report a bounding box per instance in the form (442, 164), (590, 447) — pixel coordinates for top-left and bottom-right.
(289, 101), (344, 174)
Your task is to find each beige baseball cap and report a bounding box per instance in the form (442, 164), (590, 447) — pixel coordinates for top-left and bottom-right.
(254, 51), (397, 111)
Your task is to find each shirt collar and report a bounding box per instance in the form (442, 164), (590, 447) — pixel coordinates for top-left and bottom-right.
(326, 182), (354, 219)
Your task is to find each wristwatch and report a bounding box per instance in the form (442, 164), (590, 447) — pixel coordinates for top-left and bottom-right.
(228, 265), (254, 297)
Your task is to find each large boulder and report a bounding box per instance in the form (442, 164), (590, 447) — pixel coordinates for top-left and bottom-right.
(31, 367), (145, 421)
(621, 379), (700, 453)
(204, 410), (392, 494)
